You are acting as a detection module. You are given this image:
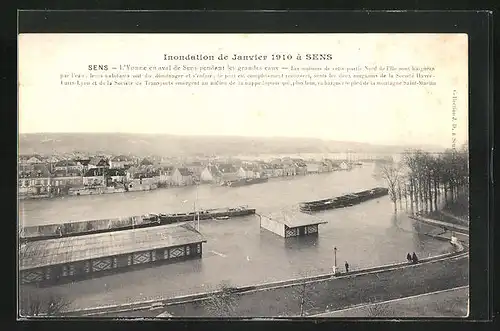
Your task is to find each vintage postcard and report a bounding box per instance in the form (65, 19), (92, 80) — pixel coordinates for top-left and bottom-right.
(18, 33), (469, 318)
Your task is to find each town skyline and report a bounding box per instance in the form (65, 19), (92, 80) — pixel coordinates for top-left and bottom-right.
(18, 132), (454, 159)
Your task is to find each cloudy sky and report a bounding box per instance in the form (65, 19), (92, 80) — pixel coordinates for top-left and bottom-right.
(18, 33), (468, 148)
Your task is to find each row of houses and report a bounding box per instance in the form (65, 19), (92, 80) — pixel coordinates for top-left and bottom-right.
(18, 154), (147, 171)
(18, 163), (142, 197)
(18, 155), (352, 198)
(154, 158), (351, 186)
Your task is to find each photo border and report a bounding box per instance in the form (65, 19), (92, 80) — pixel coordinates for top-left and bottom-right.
(10, 8), (494, 330)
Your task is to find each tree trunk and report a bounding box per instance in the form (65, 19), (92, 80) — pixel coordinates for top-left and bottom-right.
(444, 183), (448, 206)
(423, 178), (428, 213)
(414, 179), (419, 213)
(428, 176), (433, 212)
(300, 284), (306, 316)
(450, 184), (455, 204)
(426, 178), (430, 212)
(449, 184), (453, 203)
(419, 178), (425, 214)
(398, 185), (403, 210)
(433, 179), (438, 211)
(409, 179), (414, 214)
(404, 186), (409, 212)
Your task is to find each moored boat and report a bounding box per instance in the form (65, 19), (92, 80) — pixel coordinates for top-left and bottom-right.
(299, 187), (389, 213)
(226, 177), (269, 187)
(20, 206), (256, 242)
(159, 206), (255, 223)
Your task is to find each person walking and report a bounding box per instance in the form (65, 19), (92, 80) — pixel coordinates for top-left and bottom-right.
(406, 253), (412, 262)
(345, 261), (349, 273)
(412, 252), (419, 264)
(56, 225), (63, 237)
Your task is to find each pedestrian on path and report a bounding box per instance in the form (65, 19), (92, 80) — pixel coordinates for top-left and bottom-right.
(412, 252), (419, 264)
(56, 225), (63, 237)
(406, 253), (412, 263)
(345, 261), (349, 273)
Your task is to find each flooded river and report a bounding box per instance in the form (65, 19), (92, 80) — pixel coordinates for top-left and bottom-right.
(19, 163), (453, 310)
(21, 163), (384, 225)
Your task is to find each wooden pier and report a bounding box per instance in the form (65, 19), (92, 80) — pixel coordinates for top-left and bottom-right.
(20, 224), (207, 285)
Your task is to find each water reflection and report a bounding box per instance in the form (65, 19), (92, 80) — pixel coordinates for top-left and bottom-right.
(185, 258), (204, 274)
(284, 233), (319, 250)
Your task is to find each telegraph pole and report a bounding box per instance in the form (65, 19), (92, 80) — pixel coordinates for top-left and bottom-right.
(333, 246), (337, 275)
(193, 183), (200, 231)
(196, 183), (200, 231)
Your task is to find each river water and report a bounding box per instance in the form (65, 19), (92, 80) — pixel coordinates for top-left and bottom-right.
(19, 163), (453, 310)
(20, 163), (388, 225)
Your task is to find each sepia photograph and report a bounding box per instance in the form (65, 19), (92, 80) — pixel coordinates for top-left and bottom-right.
(17, 33), (469, 319)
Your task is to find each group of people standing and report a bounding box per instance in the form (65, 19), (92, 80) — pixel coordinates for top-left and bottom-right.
(407, 252), (419, 264)
(336, 253), (418, 276)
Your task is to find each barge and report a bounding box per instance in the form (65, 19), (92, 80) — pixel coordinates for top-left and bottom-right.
(158, 206), (255, 223)
(223, 177), (269, 187)
(299, 187), (389, 213)
(20, 206), (256, 242)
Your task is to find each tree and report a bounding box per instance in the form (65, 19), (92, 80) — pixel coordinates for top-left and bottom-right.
(400, 148), (468, 216)
(396, 175), (404, 211)
(19, 288), (72, 317)
(290, 271), (316, 317)
(202, 280), (238, 317)
(379, 162), (401, 213)
(295, 280), (314, 316)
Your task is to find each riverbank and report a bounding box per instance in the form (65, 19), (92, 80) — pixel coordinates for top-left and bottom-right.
(21, 209), (454, 311)
(90, 252), (468, 317)
(409, 215), (469, 235)
(312, 286), (469, 318)
(84, 212), (469, 318)
(422, 192), (469, 227)
(423, 210), (469, 228)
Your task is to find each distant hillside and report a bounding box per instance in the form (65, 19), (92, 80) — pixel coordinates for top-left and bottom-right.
(18, 133), (444, 157)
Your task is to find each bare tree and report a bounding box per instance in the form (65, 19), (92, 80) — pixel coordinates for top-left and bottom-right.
(396, 175), (404, 211)
(296, 281), (313, 316)
(202, 280), (238, 317)
(379, 162), (401, 213)
(403, 183), (409, 212)
(19, 288), (72, 317)
(401, 148), (468, 217)
(291, 272), (316, 317)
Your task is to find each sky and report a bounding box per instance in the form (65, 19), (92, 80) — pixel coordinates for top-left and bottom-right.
(18, 33), (468, 148)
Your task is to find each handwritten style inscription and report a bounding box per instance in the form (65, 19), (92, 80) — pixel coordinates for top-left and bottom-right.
(452, 89), (458, 150)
